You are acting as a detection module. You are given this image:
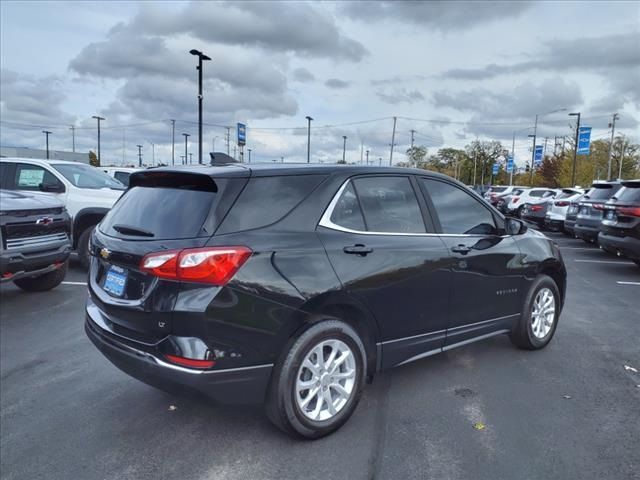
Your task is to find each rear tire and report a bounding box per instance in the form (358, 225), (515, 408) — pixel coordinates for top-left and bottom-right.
(265, 319), (366, 439)
(510, 275), (560, 350)
(13, 261), (68, 292)
(516, 206), (524, 218)
(78, 226), (94, 269)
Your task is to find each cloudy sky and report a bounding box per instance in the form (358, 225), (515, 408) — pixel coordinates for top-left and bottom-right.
(1, 0), (639, 166)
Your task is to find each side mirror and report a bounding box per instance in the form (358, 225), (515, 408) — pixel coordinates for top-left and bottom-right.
(506, 217), (527, 235)
(39, 182), (65, 193)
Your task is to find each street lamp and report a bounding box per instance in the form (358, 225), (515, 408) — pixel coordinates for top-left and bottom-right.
(247, 148), (252, 164)
(136, 144), (143, 167)
(189, 49), (212, 165)
(342, 135), (347, 163)
(150, 142), (155, 165)
(182, 133), (190, 165)
(92, 116), (105, 164)
(42, 130), (51, 159)
(305, 116), (313, 163)
(569, 112), (581, 186)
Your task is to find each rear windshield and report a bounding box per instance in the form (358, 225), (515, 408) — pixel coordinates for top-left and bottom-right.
(584, 185), (621, 201)
(490, 186), (508, 193)
(100, 187), (217, 239)
(616, 186), (640, 204)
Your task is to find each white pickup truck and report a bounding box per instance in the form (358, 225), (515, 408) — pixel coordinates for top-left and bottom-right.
(0, 158), (125, 267)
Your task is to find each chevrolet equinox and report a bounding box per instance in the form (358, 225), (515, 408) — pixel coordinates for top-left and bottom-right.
(86, 164), (566, 438)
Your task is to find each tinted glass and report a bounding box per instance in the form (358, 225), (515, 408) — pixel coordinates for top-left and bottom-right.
(529, 190), (546, 197)
(14, 164), (62, 191)
(218, 175), (326, 233)
(585, 185), (621, 200)
(0, 163), (13, 189)
(423, 179), (497, 235)
(114, 171), (131, 187)
(329, 183), (365, 231)
(616, 186), (640, 204)
(100, 187), (216, 239)
(53, 163), (124, 189)
(491, 187), (508, 193)
(352, 176), (425, 233)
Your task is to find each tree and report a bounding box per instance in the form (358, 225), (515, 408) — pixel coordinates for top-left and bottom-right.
(464, 140), (504, 185)
(405, 145), (427, 167)
(89, 150), (99, 167)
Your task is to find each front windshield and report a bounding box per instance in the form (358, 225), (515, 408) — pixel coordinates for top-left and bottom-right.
(53, 164), (125, 189)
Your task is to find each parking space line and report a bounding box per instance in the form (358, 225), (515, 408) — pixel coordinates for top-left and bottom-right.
(61, 281), (87, 286)
(617, 281), (640, 286)
(574, 259), (635, 265)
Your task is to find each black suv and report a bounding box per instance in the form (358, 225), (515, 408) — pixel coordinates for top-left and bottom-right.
(86, 165), (566, 438)
(599, 180), (640, 266)
(574, 181), (622, 243)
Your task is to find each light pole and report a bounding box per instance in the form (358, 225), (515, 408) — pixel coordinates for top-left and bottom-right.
(150, 142), (155, 165)
(42, 131), (51, 159)
(305, 115), (313, 163)
(247, 148), (252, 164)
(170, 119), (175, 165)
(528, 108), (566, 185)
(569, 112), (581, 187)
(528, 134), (536, 185)
(342, 135), (347, 163)
(189, 153), (193, 164)
(365, 149), (369, 165)
(136, 144), (143, 167)
(182, 133), (190, 165)
(92, 116), (105, 165)
(70, 125), (75, 152)
(607, 113), (619, 180)
(189, 49), (211, 165)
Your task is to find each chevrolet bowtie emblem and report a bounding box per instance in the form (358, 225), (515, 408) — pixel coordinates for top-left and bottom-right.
(100, 248), (111, 259)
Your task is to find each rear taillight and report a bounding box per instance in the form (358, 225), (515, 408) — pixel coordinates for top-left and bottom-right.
(164, 354), (216, 369)
(592, 203), (605, 211)
(554, 201), (570, 207)
(617, 206), (640, 217)
(531, 205), (543, 212)
(512, 196), (520, 203)
(140, 246), (252, 285)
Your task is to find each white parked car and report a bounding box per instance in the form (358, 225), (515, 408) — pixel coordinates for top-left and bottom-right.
(0, 158), (125, 267)
(102, 166), (143, 187)
(505, 187), (558, 217)
(544, 188), (584, 231)
(484, 185), (527, 206)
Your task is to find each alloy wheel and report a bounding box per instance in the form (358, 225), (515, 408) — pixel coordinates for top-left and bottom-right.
(531, 287), (555, 339)
(295, 339), (356, 421)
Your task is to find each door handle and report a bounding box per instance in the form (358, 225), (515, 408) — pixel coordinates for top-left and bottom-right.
(343, 244), (373, 256)
(451, 244), (472, 255)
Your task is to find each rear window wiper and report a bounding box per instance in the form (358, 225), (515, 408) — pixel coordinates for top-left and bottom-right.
(112, 224), (155, 237)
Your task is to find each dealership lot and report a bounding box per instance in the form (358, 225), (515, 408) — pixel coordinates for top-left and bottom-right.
(1, 233), (639, 480)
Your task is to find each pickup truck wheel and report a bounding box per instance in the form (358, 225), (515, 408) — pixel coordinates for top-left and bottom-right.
(78, 227), (94, 269)
(14, 261), (68, 292)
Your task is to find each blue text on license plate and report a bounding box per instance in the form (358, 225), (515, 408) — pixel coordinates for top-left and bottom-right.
(104, 266), (127, 296)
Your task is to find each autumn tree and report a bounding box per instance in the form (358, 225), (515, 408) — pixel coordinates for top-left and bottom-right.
(89, 150), (99, 167)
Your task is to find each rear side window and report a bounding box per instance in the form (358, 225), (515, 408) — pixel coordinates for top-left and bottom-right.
(352, 176), (425, 233)
(422, 178), (498, 235)
(529, 190), (546, 197)
(491, 187), (508, 193)
(616, 186), (640, 203)
(218, 175), (327, 234)
(114, 171), (131, 186)
(100, 187), (217, 239)
(329, 183), (366, 231)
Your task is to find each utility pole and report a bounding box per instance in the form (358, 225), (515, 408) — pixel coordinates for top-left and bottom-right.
(247, 148), (252, 164)
(171, 119), (175, 165)
(182, 133), (190, 165)
(92, 116), (105, 165)
(342, 136), (347, 163)
(360, 142), (364, 165)
(305, 116), (313, 163)
(569, 112), (581, 187)
(618, 140), (626, 180)
(607, 113), (619, 181)
(151, 142), (155, 165)
(225, 127), (231, 155)
(365, 149), (369, 165)
(510, 131), (516, 186)
(189, 153), (193, 164)
(543, 137), (549, 158)
(553, 136), (559, 156)
(389, 116), (397, 166)
(472, 151), (477, 186)
(70, 126), (75, 152)
(410, 129), (415, 148)
(136, 144), (143, 167)
(42, 131), (51, 159)
(528, 134), (536, 186)
(189, 49), (211, 164)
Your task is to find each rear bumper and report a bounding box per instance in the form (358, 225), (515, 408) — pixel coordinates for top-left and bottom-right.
(544, 216), (564, 231)
(1, 241), (70, 282)
(85, 299), (273, 405)
(597, 232), (640, 260)
(574, 224), (600, 241)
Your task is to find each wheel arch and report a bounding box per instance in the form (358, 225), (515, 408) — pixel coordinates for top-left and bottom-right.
(73, 208), (109, 248)
(538, 261), (566, 309)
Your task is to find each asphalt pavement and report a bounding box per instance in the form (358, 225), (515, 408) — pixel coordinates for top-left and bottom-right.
(1, 234), (639, 480)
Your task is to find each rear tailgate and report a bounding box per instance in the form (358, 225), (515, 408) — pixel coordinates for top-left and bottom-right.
(89, 168), (249, 340)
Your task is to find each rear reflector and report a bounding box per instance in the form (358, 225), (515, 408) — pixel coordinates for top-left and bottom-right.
(164, 354), (216, 369)
(617, 206), (640, 217)
(554, 201), (570, 207)
(140, 246), (252, 285)
(593, 203), (605, 211)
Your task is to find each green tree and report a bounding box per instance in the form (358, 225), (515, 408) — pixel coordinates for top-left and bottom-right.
(89, 150), (99, 167)
(465, 140), (505, 186)
(406, 145), (427, 167)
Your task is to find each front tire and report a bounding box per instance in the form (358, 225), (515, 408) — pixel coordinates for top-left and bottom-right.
(77, 226), (94, 269)
(510, 275), (560, 350)
(265, 319), (366, 439)
(13, 261), (68, 292)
